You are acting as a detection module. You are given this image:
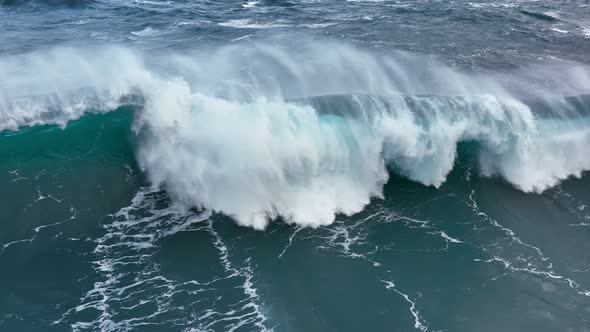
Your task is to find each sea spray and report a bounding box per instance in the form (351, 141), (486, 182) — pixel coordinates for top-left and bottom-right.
(2, 42), (590, 228)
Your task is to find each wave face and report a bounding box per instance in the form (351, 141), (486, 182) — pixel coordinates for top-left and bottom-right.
(2, 42), (590, 229)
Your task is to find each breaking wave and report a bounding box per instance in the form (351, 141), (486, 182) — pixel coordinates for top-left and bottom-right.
(1, 41), (590, 229)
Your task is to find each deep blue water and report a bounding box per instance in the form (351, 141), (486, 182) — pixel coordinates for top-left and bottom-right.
(1, 1), (590, 331)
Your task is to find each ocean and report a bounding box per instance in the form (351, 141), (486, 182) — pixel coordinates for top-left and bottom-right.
(1, 0), (590, 331)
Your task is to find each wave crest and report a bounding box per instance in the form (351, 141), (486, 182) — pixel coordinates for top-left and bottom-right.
(2, 42), (590, 228)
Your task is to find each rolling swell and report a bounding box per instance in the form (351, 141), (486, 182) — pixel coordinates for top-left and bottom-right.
(520, 10), (560, 22)
(2, 43), (590, 229)
(1, 106), (136, 160)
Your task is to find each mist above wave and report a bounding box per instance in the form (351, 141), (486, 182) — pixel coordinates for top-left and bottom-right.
(1, 41), (590, 228)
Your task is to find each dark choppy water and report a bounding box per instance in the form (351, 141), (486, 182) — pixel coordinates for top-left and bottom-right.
(2, 1), (590, 331)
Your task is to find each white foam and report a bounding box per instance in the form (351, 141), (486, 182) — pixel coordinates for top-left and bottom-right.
(551, 28), (568, 34)
(2, 42), (590, 229)
(466, 171), (590, 297)
(132, 0), (171, 6)
(174, 19), (211, 27)
(382, 280), (428, 331)
(437, 231), (463, 244)
(136, 86), (590, 228)
(242, 1), (259, 9)
(0, 47), (155, 131)
(231, 34), (253, 42)
(57, 188), (271, 331)
(544, 11), (561, 20)
(300, 22), (337, 28)
(467, 2), (517, 9)
(131, 27), (164, 37)
(218, 19), (291, 29)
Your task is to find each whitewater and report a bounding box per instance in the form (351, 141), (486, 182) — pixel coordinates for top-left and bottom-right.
(2, 43), (590, 229)
(3, 1), (590, 331)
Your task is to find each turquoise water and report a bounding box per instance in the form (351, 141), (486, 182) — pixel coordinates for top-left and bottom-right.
(3, 0), (590, 331)
(2, 108), (590, 331)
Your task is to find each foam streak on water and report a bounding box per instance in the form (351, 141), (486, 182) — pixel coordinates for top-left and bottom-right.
(2, 1), (590, 331)
(290, 204), (450, 331)
(464, 169), (590, 298)
(56, 188), (270, 332)
(382, 280), (428, 332)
